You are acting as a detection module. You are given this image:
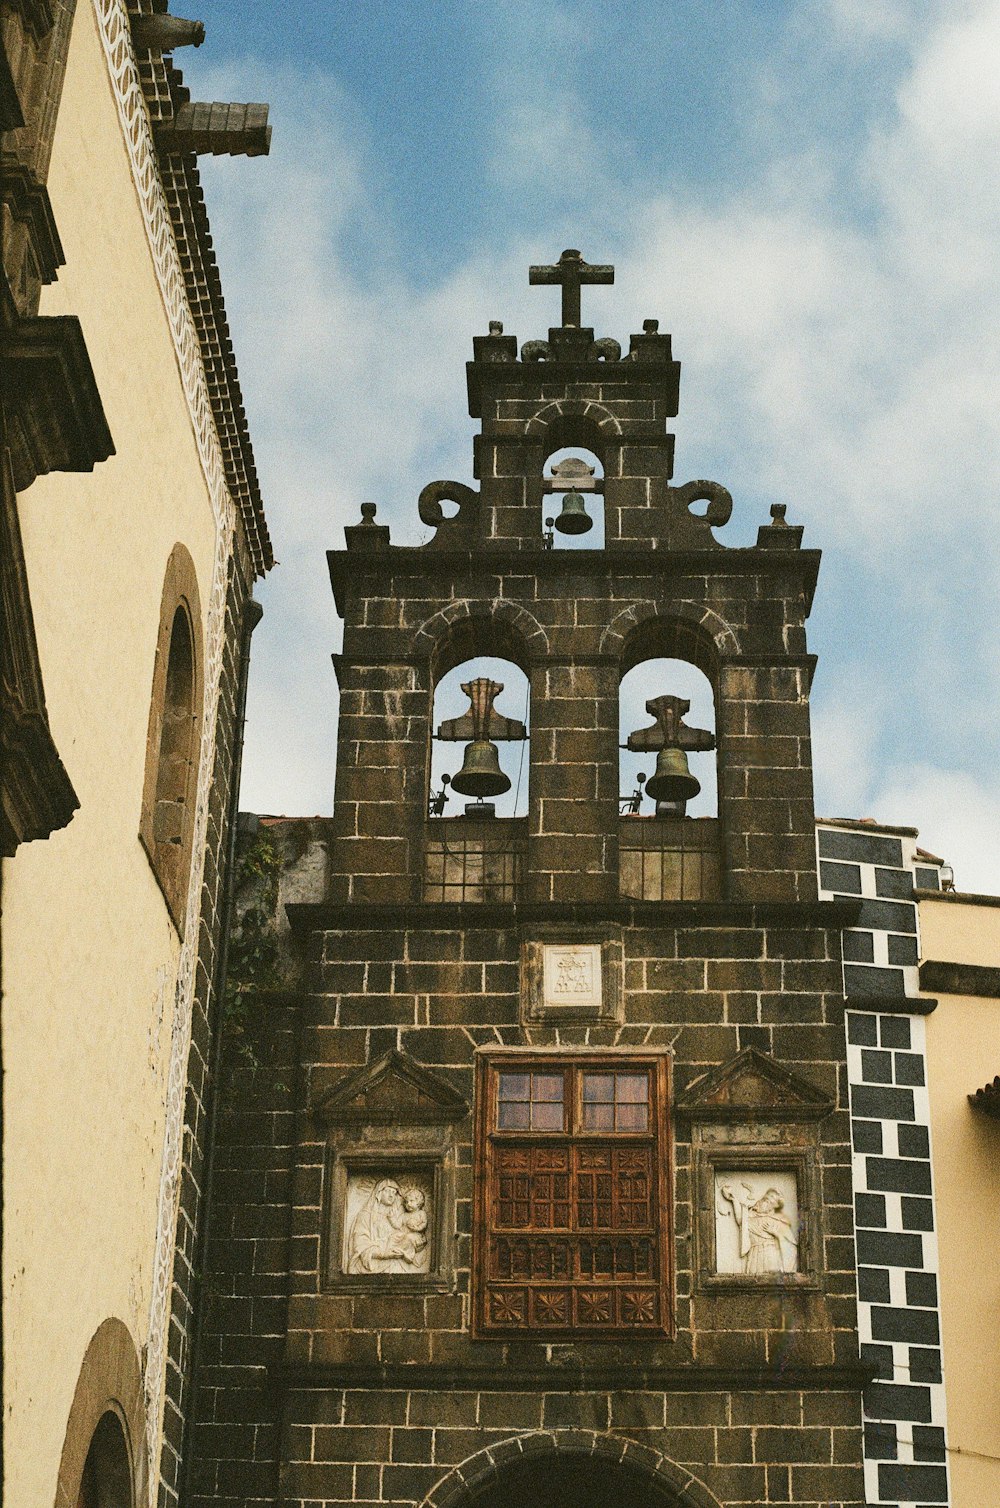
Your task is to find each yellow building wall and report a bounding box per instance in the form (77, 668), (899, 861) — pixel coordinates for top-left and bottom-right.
(920, 896), (1000, 1507)
(1, 3), (221, 1504)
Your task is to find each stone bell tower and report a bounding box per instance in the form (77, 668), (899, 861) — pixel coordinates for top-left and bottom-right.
(189, 252), (867, 1508)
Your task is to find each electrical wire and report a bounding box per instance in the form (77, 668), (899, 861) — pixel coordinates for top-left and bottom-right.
(512, 676), (530, 817)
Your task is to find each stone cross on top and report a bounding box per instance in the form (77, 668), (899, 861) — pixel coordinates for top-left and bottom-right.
(529, 248), (614, 327)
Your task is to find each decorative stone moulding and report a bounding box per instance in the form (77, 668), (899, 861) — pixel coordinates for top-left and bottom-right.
(677, 1048), (834, 1292)
(2, 315), (115, 490)
(315, 1051), (467, 1292)
(311, 1049), (469, 1127)
(520, 928), (623, 1024)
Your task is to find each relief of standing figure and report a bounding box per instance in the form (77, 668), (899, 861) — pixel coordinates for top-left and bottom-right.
(718, 1180), (798, 1274)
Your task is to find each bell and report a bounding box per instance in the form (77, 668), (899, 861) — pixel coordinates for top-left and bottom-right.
(450, 739), (511, 798)
(645, 746), (700, 804)
(553, 489), (593, 535)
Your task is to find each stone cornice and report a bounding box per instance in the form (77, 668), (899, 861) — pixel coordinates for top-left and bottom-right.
(275, 1361), (871, 1393)
(1, 314), (115, 489)
(129, 42), (271, 572)
(287, 897), (861, 937)
(327, 545), (823, 616)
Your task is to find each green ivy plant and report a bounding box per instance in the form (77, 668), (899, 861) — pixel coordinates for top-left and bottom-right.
(222, 832), (285, 1079)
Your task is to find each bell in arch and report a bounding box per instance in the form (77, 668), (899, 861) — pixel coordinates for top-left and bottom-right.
(545, 455), (599, 538)
(434, 676), (527, 808)
(553, 489), (593, 536)
(450, 738), (510, 798)
(645, 746), (700, 803)
(623, 692), (716, 814)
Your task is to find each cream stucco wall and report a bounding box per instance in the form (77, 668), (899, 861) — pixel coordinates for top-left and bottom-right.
(2, 3), (222, 1504)
(920, 895), (1000, 1508)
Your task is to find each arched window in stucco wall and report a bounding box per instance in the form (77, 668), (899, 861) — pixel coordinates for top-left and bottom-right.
(75, 1411), (133, 1508)
(139, 543), (204, 933)
(54, 1317), (146, 1508)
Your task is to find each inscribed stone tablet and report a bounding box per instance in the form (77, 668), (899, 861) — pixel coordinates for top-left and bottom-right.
(542, 943), (602, 1012)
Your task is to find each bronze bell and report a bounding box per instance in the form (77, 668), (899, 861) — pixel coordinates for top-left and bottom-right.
(450, 739), (511, 798)
(553, 489), (593, 535)
(645, 746), (700, 803)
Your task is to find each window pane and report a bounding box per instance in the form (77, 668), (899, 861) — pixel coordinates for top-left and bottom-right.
(532, 1074), (564, 1102)
(616, 1101), (648, 1131)
(582, 1102), (614, 1131)
(499, 1074), (530, 1102)
(582, 1074), (614, 1103)
(531, 1100), (564, 1131)
(616, 1074), (648, 1103)
(498, 1100), (531, 1129)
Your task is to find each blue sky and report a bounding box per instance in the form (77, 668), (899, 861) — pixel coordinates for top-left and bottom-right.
(184, 0), (1000, 889)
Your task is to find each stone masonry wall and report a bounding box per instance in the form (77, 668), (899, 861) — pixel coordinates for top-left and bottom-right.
(329, 555), (819, 909)
(188, 892), (867, 1508)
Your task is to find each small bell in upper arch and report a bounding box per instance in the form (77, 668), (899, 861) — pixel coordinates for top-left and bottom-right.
(553, 489), (593, 535)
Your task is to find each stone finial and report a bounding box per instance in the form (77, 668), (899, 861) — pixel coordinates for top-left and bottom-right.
(344, 500), (390, 550)
(488, 321), (504, 335)
(756, 500), (804, 551)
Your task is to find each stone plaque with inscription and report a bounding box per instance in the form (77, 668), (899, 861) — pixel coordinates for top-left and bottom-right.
(542, 943), (602, 1012)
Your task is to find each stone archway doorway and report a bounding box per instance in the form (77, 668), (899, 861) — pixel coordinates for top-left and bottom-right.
(422, 1430), (722, 1508)
(467, 1455), (678, 1507)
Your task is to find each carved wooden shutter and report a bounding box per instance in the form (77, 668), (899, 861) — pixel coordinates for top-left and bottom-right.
(473, 1055), (671, 1336)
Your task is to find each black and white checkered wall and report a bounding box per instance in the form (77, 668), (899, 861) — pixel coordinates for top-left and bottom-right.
(817, 822), (950, 1508)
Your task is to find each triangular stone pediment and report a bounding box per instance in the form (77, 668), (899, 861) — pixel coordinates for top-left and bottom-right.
(312, 1050), (468, 1126)
(676, 1048), (833, 1122)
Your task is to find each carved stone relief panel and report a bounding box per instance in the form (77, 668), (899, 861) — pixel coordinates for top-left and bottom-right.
(713, 1168), (799, 1276)
(314, 1051), (468, 1292)
(542, 943), (602, 1011)
(521, 929), (622, 1023)
(343, 1169), (435, 1276)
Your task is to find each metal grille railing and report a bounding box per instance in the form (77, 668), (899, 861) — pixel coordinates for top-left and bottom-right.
(619, 816), (721, 901)
(423, 820), (526, 903)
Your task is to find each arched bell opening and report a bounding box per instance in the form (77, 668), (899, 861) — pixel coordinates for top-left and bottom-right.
(619, 656), (721, 902)
(425, 654), (529, 902)
(542, 445), (605, 550)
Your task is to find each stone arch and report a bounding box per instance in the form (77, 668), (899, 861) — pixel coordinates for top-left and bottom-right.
(412, 598), (549, 677)
(525, 399), (624, 471)
(601, 600), (742, 675)
(421, 1429), (723, 1508)
(53, 1317), (147, 1508)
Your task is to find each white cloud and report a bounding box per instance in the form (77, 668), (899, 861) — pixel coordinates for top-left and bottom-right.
(195, 14), (1000, 888)
(870, 764), (1000, 892)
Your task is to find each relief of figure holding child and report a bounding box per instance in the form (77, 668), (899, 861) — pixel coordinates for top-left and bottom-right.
(345, 1178), (431, 1275)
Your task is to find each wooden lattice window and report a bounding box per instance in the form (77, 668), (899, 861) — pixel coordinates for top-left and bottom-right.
(473, 1053), (671, 1336)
